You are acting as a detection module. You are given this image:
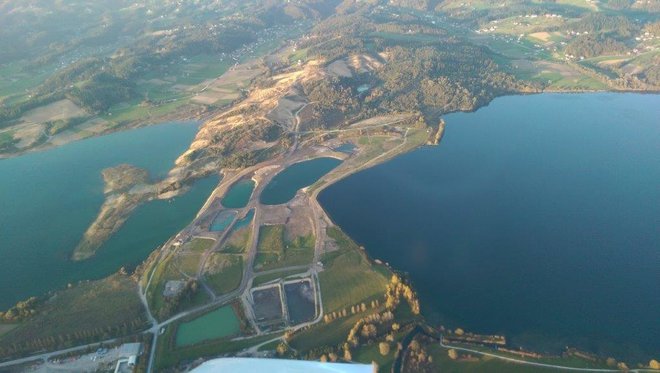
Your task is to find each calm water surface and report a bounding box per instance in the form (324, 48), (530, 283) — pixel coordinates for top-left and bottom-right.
(261, 157), (341, 205)
(319, 93), (660, 360)
(221, 179), (255, 208)
(0, 122), (216, 309)
(175, 305), (240, 346)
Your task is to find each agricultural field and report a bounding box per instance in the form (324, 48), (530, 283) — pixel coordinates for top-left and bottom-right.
(254, 225), (314, 271)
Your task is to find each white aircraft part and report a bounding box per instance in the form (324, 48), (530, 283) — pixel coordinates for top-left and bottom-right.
(190, 357), (374, 373)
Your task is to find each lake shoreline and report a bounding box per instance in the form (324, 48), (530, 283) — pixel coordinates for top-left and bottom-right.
(316, 92), (660, 363)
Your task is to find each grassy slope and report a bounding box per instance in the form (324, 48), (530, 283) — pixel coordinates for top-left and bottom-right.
(147, 249), (209, 321)
(0, 275), (147, 353)
(177, 238), (215, 276)
(205, 254), (244, 295)
(319, 227), (390, 314)
(287, 225), (391, 352)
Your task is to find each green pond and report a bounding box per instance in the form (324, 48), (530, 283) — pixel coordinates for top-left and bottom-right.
(210, 210), (237, 232)
(0, 121), (216, 309)
(221, 179), (255, 208)
(260, 157), (341, 205)
(175, 305), (240, 346)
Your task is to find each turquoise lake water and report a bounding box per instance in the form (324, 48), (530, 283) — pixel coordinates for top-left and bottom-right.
(319, 93), (660, 361)
(260, 157), (342, 205)
(210, 210), (237, 232)
(0, 122), (217, 309)
(221, 179), (255, 208)
(233, 209), (255, 231)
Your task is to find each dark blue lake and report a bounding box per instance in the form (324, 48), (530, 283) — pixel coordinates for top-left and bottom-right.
(319, 93), (660, 360)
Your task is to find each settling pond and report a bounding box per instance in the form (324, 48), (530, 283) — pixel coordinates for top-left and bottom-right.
(175, 305), (240, 346)
(210, 210), (237, 232)
(319, 93), (660, 361)
(233, 209), (255, 230)
(260, 157), (341, 205)
(221, 178), (255, 208)
(0, 122), (216, 309)
(284, 280), (316, 325)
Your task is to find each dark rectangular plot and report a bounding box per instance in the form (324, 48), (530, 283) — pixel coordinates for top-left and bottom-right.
(284, 281), (315, 325)
(252, 286), (283, 321)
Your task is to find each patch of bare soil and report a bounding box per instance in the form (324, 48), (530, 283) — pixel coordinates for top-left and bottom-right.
(191, 63), (265, 105)
(347, 53), (384, 73)
(284, 195), (313, 240)
(12, 123), (44, 149)
(260, 204), (291, 226)
(535, 60), (582, 79)
(49, 118), (111, 146)
(349, 113), (414, 128)
(266, 93), (306, 129)
(21, 99), (87, 124)
(174, 60), (326, 172)
(327, 59), (353, 78)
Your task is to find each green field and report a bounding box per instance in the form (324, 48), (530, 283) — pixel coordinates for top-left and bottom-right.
(176, 238), (215, 276)
(254, 225), (314, 271)
(257, 225), (285, 254)
(546, 74), (608, 90)
(223, 226), (252, 254)
(289, 306), (375, 352)
(289, 47), (310, 64)
(205, 254), (243, 295)
(0, 62), (56, 99)
(146, 253), (178, 315)
(0, 324), (17, 338)
(147, 251), (210, 321)
(318, 227), (390, 314)
(0, 131), (16, 149)
(102, 96), (191, 125)
(353, 338), (397, 372)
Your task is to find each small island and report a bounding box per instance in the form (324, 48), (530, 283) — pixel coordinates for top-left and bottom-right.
(72, 164), (152, 261)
